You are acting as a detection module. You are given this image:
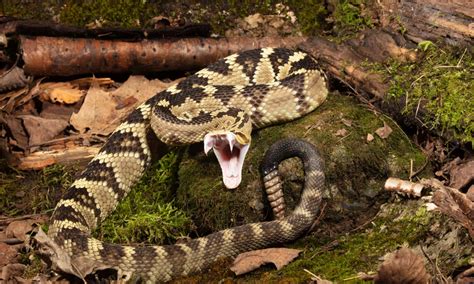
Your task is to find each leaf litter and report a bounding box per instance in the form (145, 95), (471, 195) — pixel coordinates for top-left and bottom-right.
(71, 76), (179, 136)
(1, 75), (182, 169)
(230, 247), (301, 275)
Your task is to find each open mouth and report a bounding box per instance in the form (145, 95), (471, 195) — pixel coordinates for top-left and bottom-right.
(204, 132), (250, 189)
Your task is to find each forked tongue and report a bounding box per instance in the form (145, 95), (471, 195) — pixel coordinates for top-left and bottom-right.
(204, 132), (250, 189)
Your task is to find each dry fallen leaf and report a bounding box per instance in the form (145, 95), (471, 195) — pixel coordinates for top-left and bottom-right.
(39, 82), (85, 104)
(5, 220), (35, 242)
(0, 243), (18, 267)
(367, 133), (374, 142)
(21, 115), (68, 146)
(3, 115), (28, 149)
(40, 101), (78, 121)
(0, 263), (26, 282)
(374, 247), (430, 284)
(230, 248), (301, 275)
(335, 128), (349, 137)
(467, 185), (474, 202)
(34, 228), (116, 281)
(70, 82), (117, 135)
(448, 158), (474, 190)
(375, 122), (393, 139)
(71, 76), (180, 136)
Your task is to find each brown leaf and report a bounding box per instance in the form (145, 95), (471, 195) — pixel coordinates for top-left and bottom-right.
(70, 76), (180, 136)
(367, 133), (374, 142)
(111, 75), (179, 103)
(374, 247), (430, 284)
(5, 220), (34, 242)
(375, 122), (392, 139)
(0, 88), (28, 113)
(432, 183), (474, 238)
(0, 243), (18, 267)
(34, 228), (117, 281)
(3, 115), (28, 149)
(335, 128), (348, 137)
(0, 263), (25, 282)
(70, 82), (117, 135)
(40, 101), (78, 121)
(39, 82), (85, 104)
(448, 158), (474, 190)
(230, 248), (301, 275)
(21, 115), (68, 146)
(467, 185), (474, 202)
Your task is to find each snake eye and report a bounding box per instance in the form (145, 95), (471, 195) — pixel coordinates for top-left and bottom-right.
(203, 131), (251, 189)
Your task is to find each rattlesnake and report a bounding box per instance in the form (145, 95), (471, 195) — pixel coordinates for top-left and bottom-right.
(38, 48), (328, 282)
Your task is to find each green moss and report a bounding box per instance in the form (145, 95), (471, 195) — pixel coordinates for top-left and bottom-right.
(332, 0), (373, 36)
(96, 152), (193, 244)
(2, 0), (328, 35)
(377, 45), (474, 144)
(0, 0), (58, 21)
(275, 202), (433, 282)
(60, 0), (161, 28)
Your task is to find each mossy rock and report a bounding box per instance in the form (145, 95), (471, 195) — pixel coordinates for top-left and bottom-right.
(177, 92), (426, 235)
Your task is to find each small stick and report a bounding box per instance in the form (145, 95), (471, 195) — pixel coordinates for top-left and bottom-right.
(384, 177), (424, 197)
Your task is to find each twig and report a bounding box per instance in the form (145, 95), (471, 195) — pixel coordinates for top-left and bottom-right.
(409, 157), (429, 180)
(307, 202), (327, 233)
(456, 48), (467, 67)
(337, 77), (379, 113)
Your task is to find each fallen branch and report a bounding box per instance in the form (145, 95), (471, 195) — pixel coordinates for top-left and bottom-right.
(11, 145), (100, 170)
(20, 36), (309, 76)
(384, 177), (425, 197)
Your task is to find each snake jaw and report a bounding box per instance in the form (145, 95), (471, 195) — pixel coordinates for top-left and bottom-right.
(204, 132), (250, 189)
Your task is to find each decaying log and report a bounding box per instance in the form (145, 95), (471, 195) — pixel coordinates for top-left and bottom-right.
(378, 0), (473, 46)
(20, 36), (309, 76)
(298, 30), (428, 133)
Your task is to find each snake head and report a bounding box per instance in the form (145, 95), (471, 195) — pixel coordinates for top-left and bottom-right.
(204, 131), (250, 189)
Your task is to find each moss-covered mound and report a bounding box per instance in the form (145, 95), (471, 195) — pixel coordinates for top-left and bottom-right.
(177, 92), (426, 234)
(174, 92), (471, 282)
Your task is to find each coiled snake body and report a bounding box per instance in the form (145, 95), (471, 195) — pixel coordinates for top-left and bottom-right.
(43, 48), (328, 282)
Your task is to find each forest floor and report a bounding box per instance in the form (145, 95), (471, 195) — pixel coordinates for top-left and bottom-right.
(0, 1), (472, 283)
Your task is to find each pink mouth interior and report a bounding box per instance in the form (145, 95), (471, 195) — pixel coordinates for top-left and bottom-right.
(204, 133), (250, 189)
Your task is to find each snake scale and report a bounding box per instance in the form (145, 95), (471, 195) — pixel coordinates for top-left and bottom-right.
(42, 48), (328, 282)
